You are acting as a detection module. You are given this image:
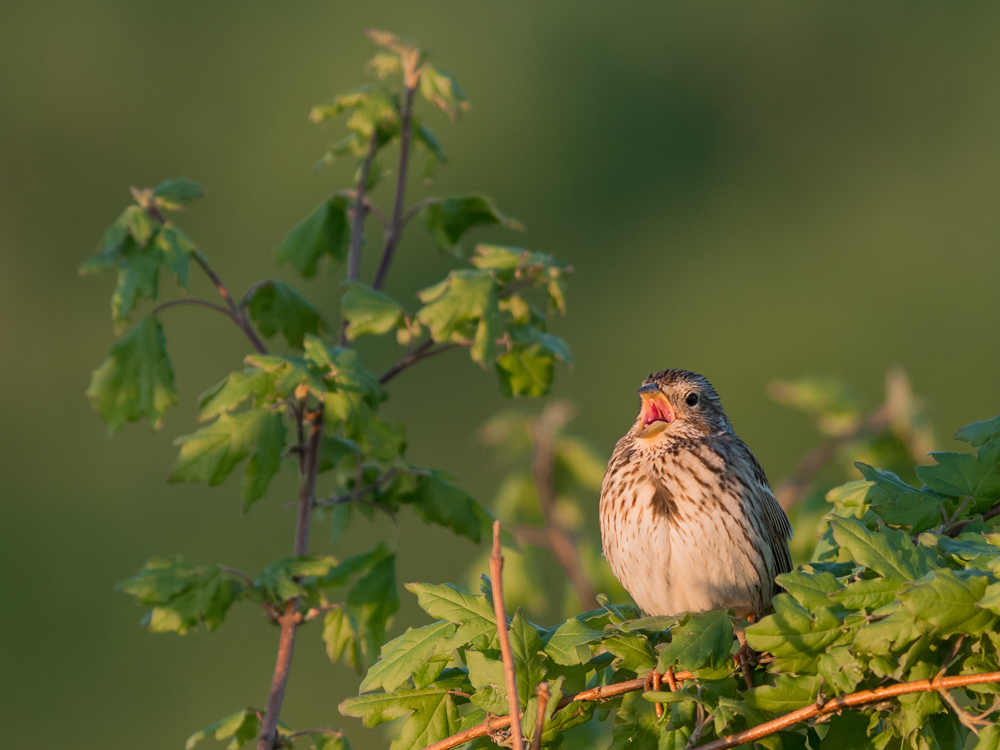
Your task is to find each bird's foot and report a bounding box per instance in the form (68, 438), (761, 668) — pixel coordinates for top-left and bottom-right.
(644, 668), (677, 718)
(734, 616), (756, 690)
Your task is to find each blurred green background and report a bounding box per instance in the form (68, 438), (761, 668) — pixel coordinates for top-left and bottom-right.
(3, 2), (1000, 748)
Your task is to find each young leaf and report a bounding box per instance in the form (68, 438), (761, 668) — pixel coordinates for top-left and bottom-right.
(508, 610), (547, 709)
(197, 367), (276, 423)
(80, 205), (156, 274)
(603, 633), (657, 673)
(117, 558), (237, 634)
(955, 415), (1000, 448)
(340, 282), (404, 340)
(544, 617), (605, 666)
(397, 470), (489, 543)
(416, 269), (501, 365)
(244, 279), (327, 349)
(915, 441), (1000, 500)
(657, 610), (734, 674)
(404, 582), (496, 650)
(324, 606), (364, 673)
(829, 516), (931, 582)
(346, 548), (399, 667)
(359, 620), (462, 694)
(157, 224), (195, 288)
(257, 555), (339, 602)
(421, 195), (520, 256)
(153, 178), (205, 211)
(275, 197), (349, 279)
(745, 595), (855, 673)
(185, 708), (260, 750)
(111, 237), (163, 329)
(169, 406), (287, 509)
(419, 64), (469, 121)
(87, 314), (178, 432)
(496, 346), (555, 397)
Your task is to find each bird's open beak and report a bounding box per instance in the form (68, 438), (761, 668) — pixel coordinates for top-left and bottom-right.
(637, 383), (674, 438)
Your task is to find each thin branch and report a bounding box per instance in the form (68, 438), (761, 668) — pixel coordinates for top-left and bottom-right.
(529, 683), (550, 750)
(152, 298), (236, 319)
(691, 671), (1000, 750)
(378, 340), (463, 384)
(489, 520), (525, 750)
(399, 197), (442, 229)
(315, 469), (399, 507)
(529, 402), (599, 610)
(371, 56), (419, 292)
(338, 190), (388, 227)
(256, 407), (324, 750)
(419, 670), (695, 750)
(340, 131), (381, 346)
(287, 729), (343, 739)
(221, 566), (256, 588)
(945, 499), (1000, 537)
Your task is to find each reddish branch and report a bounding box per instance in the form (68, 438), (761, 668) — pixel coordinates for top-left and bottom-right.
(692, 670), (1000, 750)
(256, 408), (324, 750)
(489, 521), (525, 750)
(529, 682), (550, 750)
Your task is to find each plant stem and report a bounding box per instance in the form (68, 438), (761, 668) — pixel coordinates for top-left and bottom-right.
(489, 521), (525, 750)
(340, 131), (381, 346)
(372, 75), (418, 292)
(529, 683), (550, 750)
(152, 298), (236, 319)
(192, 253), (268, 355)
(256, 407), (324, 750)
(378, 340), (463, 384)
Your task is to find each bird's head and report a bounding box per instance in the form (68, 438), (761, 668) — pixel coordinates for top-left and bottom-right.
(630, 369), (730, 444)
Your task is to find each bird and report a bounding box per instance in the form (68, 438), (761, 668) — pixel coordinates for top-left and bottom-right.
(599, 368), (792, 635)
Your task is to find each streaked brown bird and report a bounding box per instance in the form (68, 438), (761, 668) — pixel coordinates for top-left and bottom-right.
(600, 369), (792, 623)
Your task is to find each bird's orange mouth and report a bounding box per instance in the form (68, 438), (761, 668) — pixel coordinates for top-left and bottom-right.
(641, 396), (675, 426)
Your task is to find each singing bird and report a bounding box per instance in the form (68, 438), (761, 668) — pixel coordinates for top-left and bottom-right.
(600, 370), (792, 622)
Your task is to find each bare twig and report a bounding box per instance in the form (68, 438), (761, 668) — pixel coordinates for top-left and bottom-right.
(691, 671), (1000, 750)
(378, 340), (464, 384)
(398, 196), (442, 228)
(419, 669), (694, 750)
(152, 298), (236, 319)
(339, 189), (388, 227)
(339, 131), (381, 346)
(191, 253), (268, 355)
(221, 566), (256, 588)
(529, 402), (599, 610)
(529, 683), (550, 750)
(372, 52), (419, 292)
(490, 521), (525, 750)
(256, 407), (324, 750)
(287, 728), (343, 739)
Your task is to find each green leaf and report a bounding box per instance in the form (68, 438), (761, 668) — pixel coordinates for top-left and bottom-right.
(829, 516), (931, 582)
(197, 367), (276, 423)
(496, 347), (555, 397)
(397, 470), (489, 543)
(745, 674), (820, 713)
(544, 617), (605, 666)
(339, 674), (468, 750)
(311, 85), (400, 144)
(275, 197), (349, 279)
(852, 608), (922, 656)
(817, 646), (865, 694)
(898, 568), (997, 636)
(853, 463), (943, 533)
(421, 196), (519, 256)
(508, 610), (547, 709)
(404, 582), (496, 651)
(306, 338), (386, 439)
(157, 224), (195, 288)
(111, 237), (163, 328)
(169, 406), (287, 509)
(346, 547), (399, 666)
(956, 415), (1000, 448)
(257, 555), (338, 601)
(186, 708), (259, 750)
(117, 558), (237, 634)
(417, 269), (501, 366)
(973, 725), (1000, 750)
(340, 282), (404, 340)
(359, 620), (461, 694)
(609, 690), (662, 750)
(153, 178), (205, 211)
(245, 279), (327, 349)
(746, 595), (856, 673)
(508, 325), (573, 364)
(828, 577), (901, 611)
(916, 441), (1000, 500)
(465, 650), (510, 714)
(324, 606), (364, 673)
(80, 205), (147, 274)
(604, 633), (657, 673)
(657, 611), (733, 674)
(87, 315), (178, 432)
(419, 64), (469, 121)
(775, 570), (843, 609)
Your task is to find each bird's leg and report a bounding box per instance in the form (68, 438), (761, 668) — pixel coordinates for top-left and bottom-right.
(734, 614), (756, 690)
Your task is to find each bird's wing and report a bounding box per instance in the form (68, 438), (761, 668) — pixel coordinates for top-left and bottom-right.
(732, 438), (794, 580)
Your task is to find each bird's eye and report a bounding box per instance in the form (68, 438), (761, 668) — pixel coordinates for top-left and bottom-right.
(686, 392), (700, 407)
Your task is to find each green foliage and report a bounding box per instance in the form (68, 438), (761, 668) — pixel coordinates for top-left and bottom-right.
(244, 280), (327, 349)
(343, 413), (1000, 750)
(275, 197), (349, 279)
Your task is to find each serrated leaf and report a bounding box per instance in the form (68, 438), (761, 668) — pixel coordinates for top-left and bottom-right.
(745, 674), (820, 713)
(359, 620), (461, 694)
(508, 325), (572, 364)
(340, 282), (404, 340)
(544, 617), (605, 666)
(496, 346), (555, 397)
(416, 269), (501, 365)
(828, 577), (901, 611)
(657, 610), (733, 674)
(956, 416), (1000, 448)
(776, 570), (844, 609)
(609, 690), (662, 750)
(421, 196), (518, 256)
(974, 725), (1000, 750)
(117, 558), (237, 634)
(852, 608), (922, 656)
(346, 548), (399, 667)
(604, 633), (657, 673)
(325, 606), (364, 673)
(508, 610), (546, 709)
(465, 650), (510, 714)
(169, 406), (287, 508)
(87, 314), (178, 432)
(916, 440), (1000, 500)
(405, 582), (496, 651)
(306, 338), (386, 439)
(186, 708), (259, 750)
(339, 674), (468, 750)
(197, 367), (276, 423)
(111, 237), (163, 328)
(275, 197), (349, 279)
(157, 224), (195, 287)
(80, 205), (148, 274)
(898, 568), (997, 636)
(245, 279), (326, 349)
(153, 178), (204, 211)
(397, 470), (489, 543)
(257, 555), (338, 602)
(419, 64), (469, 121)
(853, 463), (943, 533)
(746, 595), (855, 672)
(829, 516), (931, 582)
